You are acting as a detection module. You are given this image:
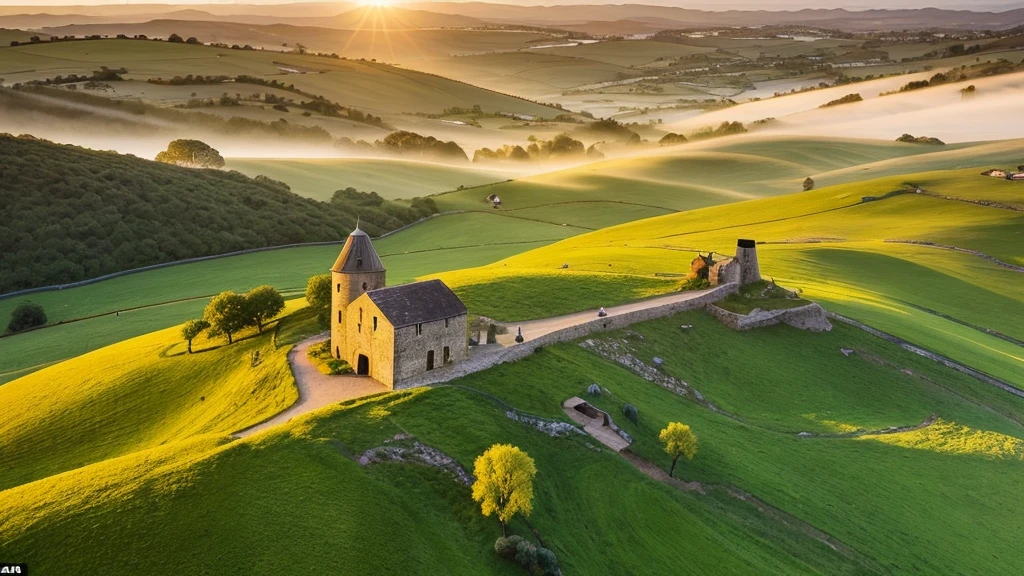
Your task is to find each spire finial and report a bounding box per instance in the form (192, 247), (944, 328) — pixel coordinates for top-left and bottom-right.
(356, 215), (360, 231)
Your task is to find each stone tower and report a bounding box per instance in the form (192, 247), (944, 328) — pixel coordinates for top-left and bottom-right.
(735, 239), (761, 285)
(331, 225), (386, 359)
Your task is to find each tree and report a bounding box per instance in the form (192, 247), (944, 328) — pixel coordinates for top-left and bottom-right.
(185, 37), (200, 45)
(306, 274), (332, 326)
(471, 444), (537, 536)
(203, 291), (250, 344)
(803, 177), (815, 191)
(168, 33), (184, 43)
(155, 139), (225, 169)
(181, 319), (210, 353)
(245, 285), (284, 333)
(6, 301), (47, 334)
(659, 422), (698, 478)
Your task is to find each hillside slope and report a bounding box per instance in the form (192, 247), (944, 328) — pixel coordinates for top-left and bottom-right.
(0, 135), (434, 293)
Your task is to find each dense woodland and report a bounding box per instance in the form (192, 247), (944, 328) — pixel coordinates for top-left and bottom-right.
(0, 135), (437, 293)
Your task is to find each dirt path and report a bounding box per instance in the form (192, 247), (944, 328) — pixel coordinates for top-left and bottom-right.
(234, 334), (389, 438)
(495, 289), (717, 346)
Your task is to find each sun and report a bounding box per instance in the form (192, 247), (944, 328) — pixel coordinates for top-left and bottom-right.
(359, 0), (392, 6)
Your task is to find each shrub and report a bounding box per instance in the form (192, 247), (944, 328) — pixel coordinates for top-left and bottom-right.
(536, 547), (560, 575)
(623, 403), (639, 424)
(586, 383), (602, 397)
(803, 177), (815, 191)
(6, 301), (47, 334)
(681, 277), (710, 291)
(514, 539), (538, 569)
(495, 535), (526, 559)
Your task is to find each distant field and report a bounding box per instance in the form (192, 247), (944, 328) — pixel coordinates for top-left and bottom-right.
(226, 157), (511, 201)
(433, 168), (1024, 387)
(0, 39), (563, 118)
(534, 40), (714, 67)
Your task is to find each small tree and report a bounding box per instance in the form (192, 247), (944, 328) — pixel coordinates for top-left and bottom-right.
(203, 291), (250, 344)
(181, 319), (210, 353)
(245, 285), (285, 333)
(168, 33), (184, 43)
(6, 301), (47, 334)
(472, 444), (537, 536)
(155, 139), (225, 169)
(659, 422), (698, 478)
(803, 177), (815, 191)
(305, 274), (332, 326)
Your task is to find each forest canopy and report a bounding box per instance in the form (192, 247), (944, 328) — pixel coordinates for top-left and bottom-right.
(0, 135), (437, 293)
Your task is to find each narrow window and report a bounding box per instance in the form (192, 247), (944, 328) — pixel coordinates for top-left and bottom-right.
(445, 318), (449, 328)
(416, 323), (423, 336)
(336, 283), (340, 293)
(426, 350), (435, 371)
(362, 282), (368, 291)
(338, 311), (342, 324)
(358, 324), (361, 333)
(356, 257), (363, 269)
(443, 346), (450, 364)
(335, 346), (340, 358)
(373, 317), (378, 331)
(359, 308), (363, 322)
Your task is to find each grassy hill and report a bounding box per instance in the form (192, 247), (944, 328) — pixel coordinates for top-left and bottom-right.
(225, 158), (510, 202)
(433, 167), (1024, 389)
(4, 299), (1024, 573)
(0, 135), (442, 294)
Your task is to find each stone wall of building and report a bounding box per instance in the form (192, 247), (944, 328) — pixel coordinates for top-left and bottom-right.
(331, 269), (386, 360)
(345, 295), (397, 387)
(393, 313), (469, 384)
(705, 302), (832, 332)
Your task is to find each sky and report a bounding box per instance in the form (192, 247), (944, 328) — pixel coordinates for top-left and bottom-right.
(0, 0), (1022, 9)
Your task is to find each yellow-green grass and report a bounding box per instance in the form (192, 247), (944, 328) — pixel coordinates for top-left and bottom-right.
(459, 313), (1024, 575)
(7, 308), (1024, 574)
(433, 168), (1024, 386)
(0, 212), (578, 383)
(225, 157), (510, 201)
(0, 39), (561, 117)
(0, 299), (322, 492)
(0, 377), (872, 575)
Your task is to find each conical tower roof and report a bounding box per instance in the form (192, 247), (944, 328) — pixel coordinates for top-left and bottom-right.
(331, 224), (385, 273)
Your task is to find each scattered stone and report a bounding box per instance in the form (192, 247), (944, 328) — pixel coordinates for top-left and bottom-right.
(798, 432), (813, 437)
(586, 383), (602, 397)
(653, 356), (664, 367)
(359, 436), (472, 486)
(840, 348), (855, 357)
(680, 324), (693, 330)
(506, 410), (585, 438)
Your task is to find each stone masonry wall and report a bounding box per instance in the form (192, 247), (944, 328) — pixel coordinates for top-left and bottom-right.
(393, 313), (469, 384)
(705, 302), (832, 332)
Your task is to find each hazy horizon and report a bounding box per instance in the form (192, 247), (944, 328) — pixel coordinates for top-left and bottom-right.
(1, 0), (1023, 11)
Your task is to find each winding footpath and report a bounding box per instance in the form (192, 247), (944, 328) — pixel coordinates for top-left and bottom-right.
(234, 334), (389, 438)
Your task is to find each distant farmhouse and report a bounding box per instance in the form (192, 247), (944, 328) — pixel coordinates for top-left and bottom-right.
(330, 226), (469, 388)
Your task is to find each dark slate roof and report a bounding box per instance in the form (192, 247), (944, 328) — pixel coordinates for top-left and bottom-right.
(366, 279), (467, 328)
(331, 227), (385, 273)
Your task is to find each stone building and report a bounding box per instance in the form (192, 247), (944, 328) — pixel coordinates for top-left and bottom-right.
(330, 226), (469, 388)
(709, 239), (762, 286)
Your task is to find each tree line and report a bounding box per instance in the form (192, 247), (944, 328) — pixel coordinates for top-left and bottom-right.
(0, 134), (438, 294)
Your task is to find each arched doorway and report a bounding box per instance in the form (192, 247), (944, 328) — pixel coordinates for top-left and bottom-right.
(357, 354), (370, 375)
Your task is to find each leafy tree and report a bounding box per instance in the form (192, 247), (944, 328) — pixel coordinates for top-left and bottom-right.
(185, 37), (200, 45)
(155, 139), (225, 169)
(168, 33), (184, 43)
(203, 291), (250, 344)
(245, 285), (285, 333)
(6, 301), (47, 334)
(803, 177), (815, 191)
(472, 444), (537, 536)
(181, 319), (210, 353)
(306, 274), (332, 326)
(659, 421), (698, 478)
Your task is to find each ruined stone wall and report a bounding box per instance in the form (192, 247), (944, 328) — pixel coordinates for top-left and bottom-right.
(394, 314), (469, 383)
(705, 302), (832, 332)
(345, 295), (396, 387)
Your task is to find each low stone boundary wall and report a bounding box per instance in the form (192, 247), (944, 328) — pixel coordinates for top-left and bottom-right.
(400, 283), (738, 389)
(706, 302), (833, 332)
